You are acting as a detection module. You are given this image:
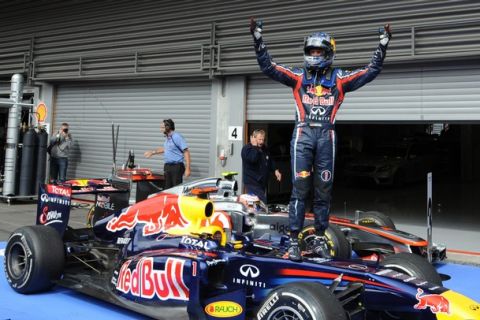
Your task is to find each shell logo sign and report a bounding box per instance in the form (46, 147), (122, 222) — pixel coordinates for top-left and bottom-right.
(35, 102), (47, 122)
(204, 301), (243, 318)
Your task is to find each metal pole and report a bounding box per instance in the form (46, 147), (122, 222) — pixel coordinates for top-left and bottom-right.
(426, 172), (433, 263)
(3, 74), (24, 196)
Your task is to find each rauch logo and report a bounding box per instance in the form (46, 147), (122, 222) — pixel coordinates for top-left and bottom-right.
(205, 301), (243, 318)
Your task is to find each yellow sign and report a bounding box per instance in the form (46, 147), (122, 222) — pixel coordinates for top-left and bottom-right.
(204, 301), (243, 318)
(35, 101), (47, 122)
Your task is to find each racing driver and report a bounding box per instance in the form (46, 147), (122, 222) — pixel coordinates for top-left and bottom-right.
(250, 18), (392, 261)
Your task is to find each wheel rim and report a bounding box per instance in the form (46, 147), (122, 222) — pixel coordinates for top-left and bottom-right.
(7, 242), (28, 280)
(302, 233), (316, 248)
(269, 306), (304, 320)
(301, 229), (335, 256)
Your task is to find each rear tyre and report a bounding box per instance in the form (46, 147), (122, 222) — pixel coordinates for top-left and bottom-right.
(299, 224), (351, 259)
(256, 281), (347, 320)
(4, 225), (65, 293)
(358, 211), (396, 229)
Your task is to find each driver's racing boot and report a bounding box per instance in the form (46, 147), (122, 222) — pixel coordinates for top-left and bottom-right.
(310, 235), (331, 259)
(288, 239), (302, 262)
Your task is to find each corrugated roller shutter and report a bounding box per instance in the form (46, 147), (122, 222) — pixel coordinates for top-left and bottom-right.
(1, 1), (480, 79)
(215, 0), (480, 75)
(247, 76), (294, 121)
(54, 79), (213, 179)
(341, 62), (480, 121)
(247, 62), (480, 122)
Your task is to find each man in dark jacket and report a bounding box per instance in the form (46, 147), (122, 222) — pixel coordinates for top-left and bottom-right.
(250, 18), (391, 261)
(241, 129), (282, 204)
(49, 122), (72, 183)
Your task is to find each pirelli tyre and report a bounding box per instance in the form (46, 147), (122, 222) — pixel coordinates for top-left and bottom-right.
(358, 211), (396, 229)
(298, 224), (351, 259)
(256, 281), (347, 320)
(4, 225), (65, 293)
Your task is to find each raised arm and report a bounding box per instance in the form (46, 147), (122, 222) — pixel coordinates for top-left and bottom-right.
(250, 18), (302, 88)
(337, 24), (392, 93)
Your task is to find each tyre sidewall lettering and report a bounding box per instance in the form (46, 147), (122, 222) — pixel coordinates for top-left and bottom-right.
(5, 234), (34, 289)
(257, 290), (313, 320)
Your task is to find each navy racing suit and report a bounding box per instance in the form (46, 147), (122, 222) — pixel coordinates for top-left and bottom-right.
(253, 35), (388, 236)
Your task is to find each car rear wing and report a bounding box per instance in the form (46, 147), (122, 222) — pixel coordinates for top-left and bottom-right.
(36, 184), (72, 236)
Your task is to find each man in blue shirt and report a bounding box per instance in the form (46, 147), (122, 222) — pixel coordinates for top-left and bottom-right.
(144, 119), (191, 189)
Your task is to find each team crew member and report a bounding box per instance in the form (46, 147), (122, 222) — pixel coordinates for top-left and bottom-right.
(49, 122), (73, 183)
(241, 129), (282, 204)
(250, 18), (391, 261)
(144, 119), (191, 189)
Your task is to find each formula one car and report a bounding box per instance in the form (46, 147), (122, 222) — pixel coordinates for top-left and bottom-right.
(4, 181), (479, 320)
(68, 174), (446, 263)
(162, 174), (446, 263)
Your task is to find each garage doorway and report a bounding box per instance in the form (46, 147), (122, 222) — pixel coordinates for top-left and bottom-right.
(247, 121), (468, 204)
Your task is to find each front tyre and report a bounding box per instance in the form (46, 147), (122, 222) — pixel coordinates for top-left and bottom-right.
(4, 225), (65, 293)
(375, 252), (442, 320)
(358, 211), (396, 229)
(256, 282), (347, 320)
(380, 252), (442, 286)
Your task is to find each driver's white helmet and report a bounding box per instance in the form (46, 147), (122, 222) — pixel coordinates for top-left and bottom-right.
(239, 194), (266, 214)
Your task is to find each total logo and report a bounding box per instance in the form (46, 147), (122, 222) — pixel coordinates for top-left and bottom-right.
(180, 236), (211, 250)
(47, 184), (71, 197)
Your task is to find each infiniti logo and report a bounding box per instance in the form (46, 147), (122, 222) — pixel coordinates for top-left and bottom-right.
(240, 264), (260, 278)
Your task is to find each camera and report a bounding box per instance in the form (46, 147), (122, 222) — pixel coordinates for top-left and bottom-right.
(63, 128), (69, 133)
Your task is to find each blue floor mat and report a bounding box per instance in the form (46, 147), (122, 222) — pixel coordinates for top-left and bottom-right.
(1, 242), (479, 319)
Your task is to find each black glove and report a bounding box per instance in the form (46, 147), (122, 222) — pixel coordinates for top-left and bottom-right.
(379, 24), (392, 46)
(250, 17), (263, 40)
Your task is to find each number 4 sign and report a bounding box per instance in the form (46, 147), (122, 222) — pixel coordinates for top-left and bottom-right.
(228, 126), (242, 141)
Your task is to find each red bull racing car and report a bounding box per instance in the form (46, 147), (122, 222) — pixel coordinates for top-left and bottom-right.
(4, 180), (478, 320)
